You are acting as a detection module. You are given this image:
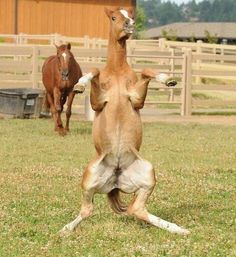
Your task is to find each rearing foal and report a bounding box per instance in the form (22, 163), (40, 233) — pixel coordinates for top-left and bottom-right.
(42, 43), (82, 135)
(61, 8), (189, 235)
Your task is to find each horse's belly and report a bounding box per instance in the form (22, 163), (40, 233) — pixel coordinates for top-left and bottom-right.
(93, 115), (142, 169)
(104, 149), (136, 169)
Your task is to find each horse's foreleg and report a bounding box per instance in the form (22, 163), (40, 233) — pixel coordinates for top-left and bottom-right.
(53, 87), (65, 135)
(90, 69), (109, 111)
(129, 69), (155, 109)
(130, 69), (177, 109)
(65, 90), (76, 131)
(74, 68), (106, 111)
(46, 93), (59, 129)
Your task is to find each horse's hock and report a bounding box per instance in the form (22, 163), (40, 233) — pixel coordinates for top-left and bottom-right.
(0, 88), (45, 118)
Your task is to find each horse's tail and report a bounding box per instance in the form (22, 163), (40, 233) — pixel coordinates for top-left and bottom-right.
(107, 188), (127, 214)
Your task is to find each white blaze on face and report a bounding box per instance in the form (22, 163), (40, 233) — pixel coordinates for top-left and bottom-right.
(62, 52), (67, 60)
(120, 9), (135, 25)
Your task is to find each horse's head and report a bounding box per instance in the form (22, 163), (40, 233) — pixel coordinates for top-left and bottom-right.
(105, 7), (135, 41)
(55, 43), (73, 81)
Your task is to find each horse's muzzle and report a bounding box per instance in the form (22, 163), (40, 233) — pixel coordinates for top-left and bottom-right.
(124, 24), (135, 34)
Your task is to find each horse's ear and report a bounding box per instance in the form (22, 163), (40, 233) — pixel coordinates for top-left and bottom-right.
(128, 7), (135, 17)
(67, 43), (71, 50)
(54, 43), (59, 51)
(104, 7), (113, 18)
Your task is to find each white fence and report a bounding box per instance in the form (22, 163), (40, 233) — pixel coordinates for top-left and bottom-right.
(1, 34), (236, 116)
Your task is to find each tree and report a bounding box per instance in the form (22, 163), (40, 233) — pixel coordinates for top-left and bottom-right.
(134, 7), (146, 39)
(204, 30), (218, 44)
(161, 29), (177, 41)
(137, 0), (236, 27)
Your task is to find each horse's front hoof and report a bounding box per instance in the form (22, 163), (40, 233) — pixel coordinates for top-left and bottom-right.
(58, 129), (67, 136)
(55, 127), (67, 136)
(166, 79), (177, 87)
(73, 84), (85, 94)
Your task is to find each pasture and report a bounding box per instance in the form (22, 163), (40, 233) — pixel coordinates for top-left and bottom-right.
(0, 118), (235, 256)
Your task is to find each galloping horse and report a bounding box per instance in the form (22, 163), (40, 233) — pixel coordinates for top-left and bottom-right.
(42, 43), (82, 135)
(60, 8), (189, 235)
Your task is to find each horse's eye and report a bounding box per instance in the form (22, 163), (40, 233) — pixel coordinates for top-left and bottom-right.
(112, 16), (116, 21)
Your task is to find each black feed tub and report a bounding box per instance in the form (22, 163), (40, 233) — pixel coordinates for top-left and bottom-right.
(0, 88), (45, 118)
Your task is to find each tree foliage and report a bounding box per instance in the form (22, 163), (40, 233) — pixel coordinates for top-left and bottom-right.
(134, 7), (147, 39)
(137, 0), (236, 28)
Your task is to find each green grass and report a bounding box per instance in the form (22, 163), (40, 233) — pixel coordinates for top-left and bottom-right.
(0, 119), (235, 257)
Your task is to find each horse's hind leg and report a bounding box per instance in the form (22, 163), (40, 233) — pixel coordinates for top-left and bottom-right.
(120, 158), (190, 235)
(65, 90), (76, 132)
(59, 155), (107, 234)
(60, 187), (95, 234)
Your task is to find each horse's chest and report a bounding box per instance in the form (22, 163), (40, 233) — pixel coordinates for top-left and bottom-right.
(59, 80), (71, 89)
(99, 72), (134, 90)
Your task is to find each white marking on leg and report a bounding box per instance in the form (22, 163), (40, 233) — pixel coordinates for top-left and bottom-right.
(78, 72), (94, 85)
(148, 214), (190, 235)
(60, 215), (83, 233)
(155, 73), (168, 84)
(120, 9), (135, 25)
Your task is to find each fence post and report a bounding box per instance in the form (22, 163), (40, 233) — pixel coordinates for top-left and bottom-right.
(158, 38), (166, 49)
(220, 45), (224, 64)
(181, 48), (187, 116)
(32, 45), (39, 88)
(185, 48), (192, 116)
(127, 40), (135, 67)
(196, 40), (202, 85)
(84, 35), (90, 62)
(50, 34), (54, 45)
(169, 48), (175, 102)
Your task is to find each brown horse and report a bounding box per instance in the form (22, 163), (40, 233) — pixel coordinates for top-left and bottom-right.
(42, 43), (82, 135)
(60, 8), (189, 235)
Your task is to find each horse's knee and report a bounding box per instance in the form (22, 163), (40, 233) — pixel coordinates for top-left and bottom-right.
(55, 104), (62, 112)
(127, 204), (148, 221)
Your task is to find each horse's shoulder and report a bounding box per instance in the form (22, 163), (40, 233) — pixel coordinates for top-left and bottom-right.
(42, 55), (57, 68)
(47, 55), (56, 63)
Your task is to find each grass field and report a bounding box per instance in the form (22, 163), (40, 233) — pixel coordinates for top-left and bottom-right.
(0, 118), (235, 257)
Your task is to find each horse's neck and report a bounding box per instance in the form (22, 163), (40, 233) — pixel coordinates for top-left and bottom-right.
(106, 34), (129, 72)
